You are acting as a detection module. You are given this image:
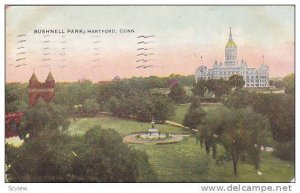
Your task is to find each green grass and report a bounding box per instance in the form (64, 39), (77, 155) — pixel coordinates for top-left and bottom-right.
(131, 138), (294, 182)
(68, 116), (186, 136)
(169, 104), (190, 124)
(67, 104), (294, 182)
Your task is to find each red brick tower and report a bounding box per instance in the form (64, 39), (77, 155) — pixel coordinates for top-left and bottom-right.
(28, 72), (55, 106)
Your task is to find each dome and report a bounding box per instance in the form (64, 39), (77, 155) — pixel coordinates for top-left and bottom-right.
(226, 40), (237, 48)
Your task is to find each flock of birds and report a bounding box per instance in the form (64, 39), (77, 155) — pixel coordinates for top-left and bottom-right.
(136, 34), (155, 69)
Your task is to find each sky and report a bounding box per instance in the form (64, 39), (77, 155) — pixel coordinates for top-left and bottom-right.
(6, 5), (294, 83)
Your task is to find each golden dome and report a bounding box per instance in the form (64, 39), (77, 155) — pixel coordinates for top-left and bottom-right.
(226, 40), (237, 48)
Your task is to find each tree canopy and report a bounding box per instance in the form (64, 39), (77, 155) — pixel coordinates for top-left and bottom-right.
(196, 106), (271, 176)
(6, 126), (157, 182)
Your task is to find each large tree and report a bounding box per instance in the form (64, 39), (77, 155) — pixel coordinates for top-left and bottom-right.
(192, 80), (206, 97)
(196, 107), (271, 176)
(183, 97), (206, 129)
(19, 100), (70, 138)
(229, 74), (245, 89)
(82, 98), (100, 115)
(214, 79), (231, 97)
(283, 73), (294, 95)
(168, 83), (186, 104)
(6, 127), (157, 182)
(6, 83), (28, 113)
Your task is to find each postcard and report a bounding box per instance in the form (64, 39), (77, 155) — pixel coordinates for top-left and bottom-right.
(5, 5), (294, 185)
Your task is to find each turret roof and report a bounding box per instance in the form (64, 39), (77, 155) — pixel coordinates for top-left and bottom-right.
(46, 72), (54, 81)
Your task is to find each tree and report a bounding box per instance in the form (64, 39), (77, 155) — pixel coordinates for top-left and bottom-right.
(6, 83), (28, 113)
(82, 98), (100, 115)
(168, 83), (186, 104)
(183, 97), (206, 129)
(196, 107), (270, 176)
(229, 74), (245, 89)
(205, 79), (215, 93)
(20, 100), (70, 138)
(6, 127), (157, 182)
(192, 80), (206, 97)
(205, 79), (230, 98)
(223, 89), (257, 109)
(214, 79), (231, 98)
(283, 73), (294, 95)
(150, 93), (175, 122)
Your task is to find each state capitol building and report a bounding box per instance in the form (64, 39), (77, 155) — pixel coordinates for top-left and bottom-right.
(195, 28), (269, 87)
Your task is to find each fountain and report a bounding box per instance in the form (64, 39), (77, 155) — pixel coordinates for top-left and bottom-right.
(123, 118), (187, 144)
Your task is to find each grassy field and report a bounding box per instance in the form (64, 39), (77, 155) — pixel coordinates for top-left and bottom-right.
(132, 138), (294, 182)
(67, 103), (295, 182)
(68, 116), (188, 136)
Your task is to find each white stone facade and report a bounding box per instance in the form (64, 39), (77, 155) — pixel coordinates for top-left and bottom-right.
(195, 29), (269, 88)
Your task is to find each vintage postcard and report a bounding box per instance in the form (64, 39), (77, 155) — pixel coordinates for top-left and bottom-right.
(5, 5), (294, 185)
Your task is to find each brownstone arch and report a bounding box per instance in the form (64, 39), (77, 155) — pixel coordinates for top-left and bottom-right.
(28, 72), (55, 106)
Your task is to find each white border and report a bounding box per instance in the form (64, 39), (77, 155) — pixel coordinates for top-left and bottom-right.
(0, 1), (298, 193)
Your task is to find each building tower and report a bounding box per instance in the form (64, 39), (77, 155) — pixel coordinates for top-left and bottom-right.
(224, 27), (237, 66)
(28, 72), (55, 106)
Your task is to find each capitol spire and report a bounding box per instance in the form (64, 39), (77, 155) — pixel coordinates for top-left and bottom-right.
(229, 27), (233, 41)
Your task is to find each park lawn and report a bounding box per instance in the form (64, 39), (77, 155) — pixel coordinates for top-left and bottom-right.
(68, 116), (187, 136)
(68, 114), (294, 182)
(132, 137), (294, 182)
(67, 103), (294, 182)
